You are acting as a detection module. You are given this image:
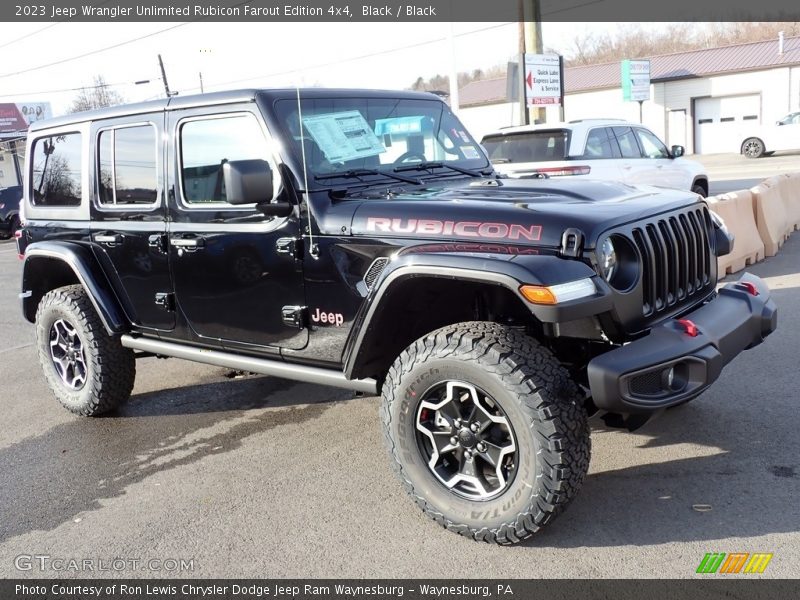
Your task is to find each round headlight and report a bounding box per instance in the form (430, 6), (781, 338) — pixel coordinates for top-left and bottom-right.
(599, 237), (617, 281)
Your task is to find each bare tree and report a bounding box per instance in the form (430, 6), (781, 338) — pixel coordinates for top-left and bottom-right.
(69, 75), (124, 113)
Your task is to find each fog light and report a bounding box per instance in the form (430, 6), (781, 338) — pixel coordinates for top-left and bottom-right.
(662, 367), (675, 390)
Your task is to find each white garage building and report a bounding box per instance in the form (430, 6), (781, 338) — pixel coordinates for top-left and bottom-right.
(458, 35), (800, 154)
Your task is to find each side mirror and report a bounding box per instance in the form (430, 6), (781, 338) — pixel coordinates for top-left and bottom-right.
(671, 145), (685, 158)
(222, 159), (274, 205)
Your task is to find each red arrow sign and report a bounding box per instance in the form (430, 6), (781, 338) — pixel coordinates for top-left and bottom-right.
(526, 71), (533, 89)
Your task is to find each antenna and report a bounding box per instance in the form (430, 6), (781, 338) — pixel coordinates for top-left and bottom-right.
(296, 87), (318, 259)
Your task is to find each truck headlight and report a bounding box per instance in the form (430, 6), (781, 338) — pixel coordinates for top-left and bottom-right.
(599, 237), (617, 281)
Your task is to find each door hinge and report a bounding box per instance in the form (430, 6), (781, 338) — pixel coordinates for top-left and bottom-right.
(276, 237), (303, 258)
(155, 292), (175, 312)
(281, 305), (307, 328)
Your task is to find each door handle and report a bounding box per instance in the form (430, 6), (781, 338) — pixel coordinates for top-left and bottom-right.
(622, 165), (633, 170)
(94, 233), (123, 245)
(170, 237), (205, 249)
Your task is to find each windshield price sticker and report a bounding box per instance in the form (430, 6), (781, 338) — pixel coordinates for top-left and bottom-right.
(302, 110), (386, 163)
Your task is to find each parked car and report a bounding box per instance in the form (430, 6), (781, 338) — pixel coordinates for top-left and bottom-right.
(17, 89), (775, 545)
(482, 119), (709, 196)
(741, 111), (800, 158)
(0, 185), (22, 239)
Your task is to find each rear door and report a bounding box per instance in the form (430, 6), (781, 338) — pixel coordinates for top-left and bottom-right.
(89, 115), (174, 331)
(166, 105), (307, 351)
(611, 126), (651, 185)
(577, 127), (624, 182)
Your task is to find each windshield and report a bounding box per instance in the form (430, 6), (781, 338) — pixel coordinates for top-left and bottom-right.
(482, 130), (569, 163)
(274, 96), (488, 184)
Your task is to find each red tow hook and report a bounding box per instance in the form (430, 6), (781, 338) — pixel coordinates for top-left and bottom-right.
(676, 319), (699, 337)
(736, 281), (759, 296)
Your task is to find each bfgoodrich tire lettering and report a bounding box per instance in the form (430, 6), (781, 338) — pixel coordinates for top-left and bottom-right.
(381, 321), (591, 544)
(35, 285), (135, 416)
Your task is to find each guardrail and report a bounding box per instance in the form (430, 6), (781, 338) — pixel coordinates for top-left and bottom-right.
(707, 173), (799, 276)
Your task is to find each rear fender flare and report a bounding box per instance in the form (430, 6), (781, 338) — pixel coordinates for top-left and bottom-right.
(21, 242), (128, 334)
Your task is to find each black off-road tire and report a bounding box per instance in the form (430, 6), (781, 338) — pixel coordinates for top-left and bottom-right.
(381, 321), (591, 544)
(691, 184), (707, 198)
(35, 285), (135, 416)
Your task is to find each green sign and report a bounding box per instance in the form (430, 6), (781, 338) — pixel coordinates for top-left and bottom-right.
(622, 59), (651, 102)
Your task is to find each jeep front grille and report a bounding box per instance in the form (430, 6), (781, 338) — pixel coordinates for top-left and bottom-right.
(631, 207), (714, 317)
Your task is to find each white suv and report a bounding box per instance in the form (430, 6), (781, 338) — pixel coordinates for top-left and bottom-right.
(482, 119), (709, 197)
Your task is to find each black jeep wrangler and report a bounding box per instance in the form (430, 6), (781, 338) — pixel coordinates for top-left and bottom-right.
(17, 89), (776, 544)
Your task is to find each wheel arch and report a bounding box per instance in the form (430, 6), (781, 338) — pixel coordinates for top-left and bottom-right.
(22, 242), (129, 335)
(343, 252), (609, 381)
(691, 176), (709, 197)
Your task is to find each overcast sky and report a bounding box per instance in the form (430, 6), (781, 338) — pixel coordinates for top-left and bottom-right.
(0, 21), (659, 115)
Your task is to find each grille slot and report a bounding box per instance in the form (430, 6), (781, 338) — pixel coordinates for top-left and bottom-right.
(363, 257), (390, 289)
(631, 207), (713, 317)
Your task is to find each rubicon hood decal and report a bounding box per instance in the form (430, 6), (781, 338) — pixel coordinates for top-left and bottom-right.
(366, 218), (542, 241)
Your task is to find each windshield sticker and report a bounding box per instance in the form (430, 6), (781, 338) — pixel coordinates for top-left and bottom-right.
(461, 146), (481, 160)
(302, 111), (386, 163)
(452, 129), (470, 143)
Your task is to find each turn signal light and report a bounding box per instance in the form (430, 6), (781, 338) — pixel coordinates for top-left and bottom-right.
(520, 285), (557, 305)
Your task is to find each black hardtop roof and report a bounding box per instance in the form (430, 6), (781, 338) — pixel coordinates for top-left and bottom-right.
(28, 87), (445, 132)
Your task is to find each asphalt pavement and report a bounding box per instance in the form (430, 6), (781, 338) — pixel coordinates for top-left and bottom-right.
(0, 165), (798, 578)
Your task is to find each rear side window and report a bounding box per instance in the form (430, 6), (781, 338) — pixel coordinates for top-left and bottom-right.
(482, 130), (568, 163)
(30, 132), (82, 206)
(582, 128), (618, 159)
(179, 113), (268, 204)
(97, 125), (158, 205)
(612, 127), (642, 159)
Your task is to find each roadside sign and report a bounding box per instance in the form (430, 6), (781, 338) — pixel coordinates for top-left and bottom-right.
(622, 60), (650, 102)
(0, 102), (52, 133)
(524, 53), (563, 106)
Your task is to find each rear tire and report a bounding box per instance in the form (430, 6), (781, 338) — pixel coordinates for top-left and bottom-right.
(381, 321), (590, 544)
(742, 137), (765, 158)
(35, 285), (135, 416)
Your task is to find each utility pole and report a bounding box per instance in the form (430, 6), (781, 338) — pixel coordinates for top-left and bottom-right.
(158, 54), (174, 98)
(518, 0), (545, 125)
(199, 72), (205, 94)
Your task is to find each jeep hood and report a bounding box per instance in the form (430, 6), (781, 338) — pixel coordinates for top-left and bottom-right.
(348, 177), (702, 248)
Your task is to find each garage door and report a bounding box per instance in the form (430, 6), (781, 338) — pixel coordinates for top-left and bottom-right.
(695, 94), (761, 154)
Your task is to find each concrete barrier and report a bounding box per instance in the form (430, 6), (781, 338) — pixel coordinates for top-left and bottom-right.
(778, 172), (800, 232)
(750, 182), (789, 257)
(707, 190), (765, 275)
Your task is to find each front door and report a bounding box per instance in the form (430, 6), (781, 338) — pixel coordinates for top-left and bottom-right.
(166, 106), (307, 351)
(90, 116), (175, 331)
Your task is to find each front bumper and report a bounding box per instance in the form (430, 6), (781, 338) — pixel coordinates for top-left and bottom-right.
(587, 273), (777, 413)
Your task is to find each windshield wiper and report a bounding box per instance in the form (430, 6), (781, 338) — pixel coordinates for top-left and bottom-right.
(393, 161), (490, 177)
(314, 168), (421, 185)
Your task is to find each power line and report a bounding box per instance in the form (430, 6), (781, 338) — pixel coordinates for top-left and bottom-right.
(181, 22), (515, 94)
(0, 78), (159, 99)
(0, 23), (191, 80)
(0, 23), (61, 50)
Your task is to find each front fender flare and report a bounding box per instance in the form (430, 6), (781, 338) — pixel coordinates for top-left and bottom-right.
(342, 252), (612, 379)
(21, 241), (128, 334)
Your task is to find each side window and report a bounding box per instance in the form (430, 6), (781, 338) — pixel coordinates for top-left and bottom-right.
(582, 128), (618, 159)
(612, 127), (643, 159)
(31, 132), (82, 206)
(179, 113), (268, 204)
(634, 128), (670, 159)
(97, 125), (158, 205)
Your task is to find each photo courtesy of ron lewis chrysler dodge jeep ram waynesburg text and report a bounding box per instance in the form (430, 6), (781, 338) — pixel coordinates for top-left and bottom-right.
(16, 88), (776, 545)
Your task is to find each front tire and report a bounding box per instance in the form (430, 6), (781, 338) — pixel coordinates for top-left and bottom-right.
(382, 322), (590, 544)
(35, 285), (135, 416)
(742, 137), (765, 158)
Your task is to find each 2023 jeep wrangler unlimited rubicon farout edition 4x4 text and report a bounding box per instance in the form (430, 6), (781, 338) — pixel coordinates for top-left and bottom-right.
(17, 89), (777, 544)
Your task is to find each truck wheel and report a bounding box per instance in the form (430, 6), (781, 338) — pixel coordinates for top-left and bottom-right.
(742, 137), (765, 158)
(35, 285), (135, 416)
(381, 321), (590, 544)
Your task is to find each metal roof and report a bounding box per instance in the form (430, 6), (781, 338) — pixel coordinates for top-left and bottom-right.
(460, 35), (800, 107)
